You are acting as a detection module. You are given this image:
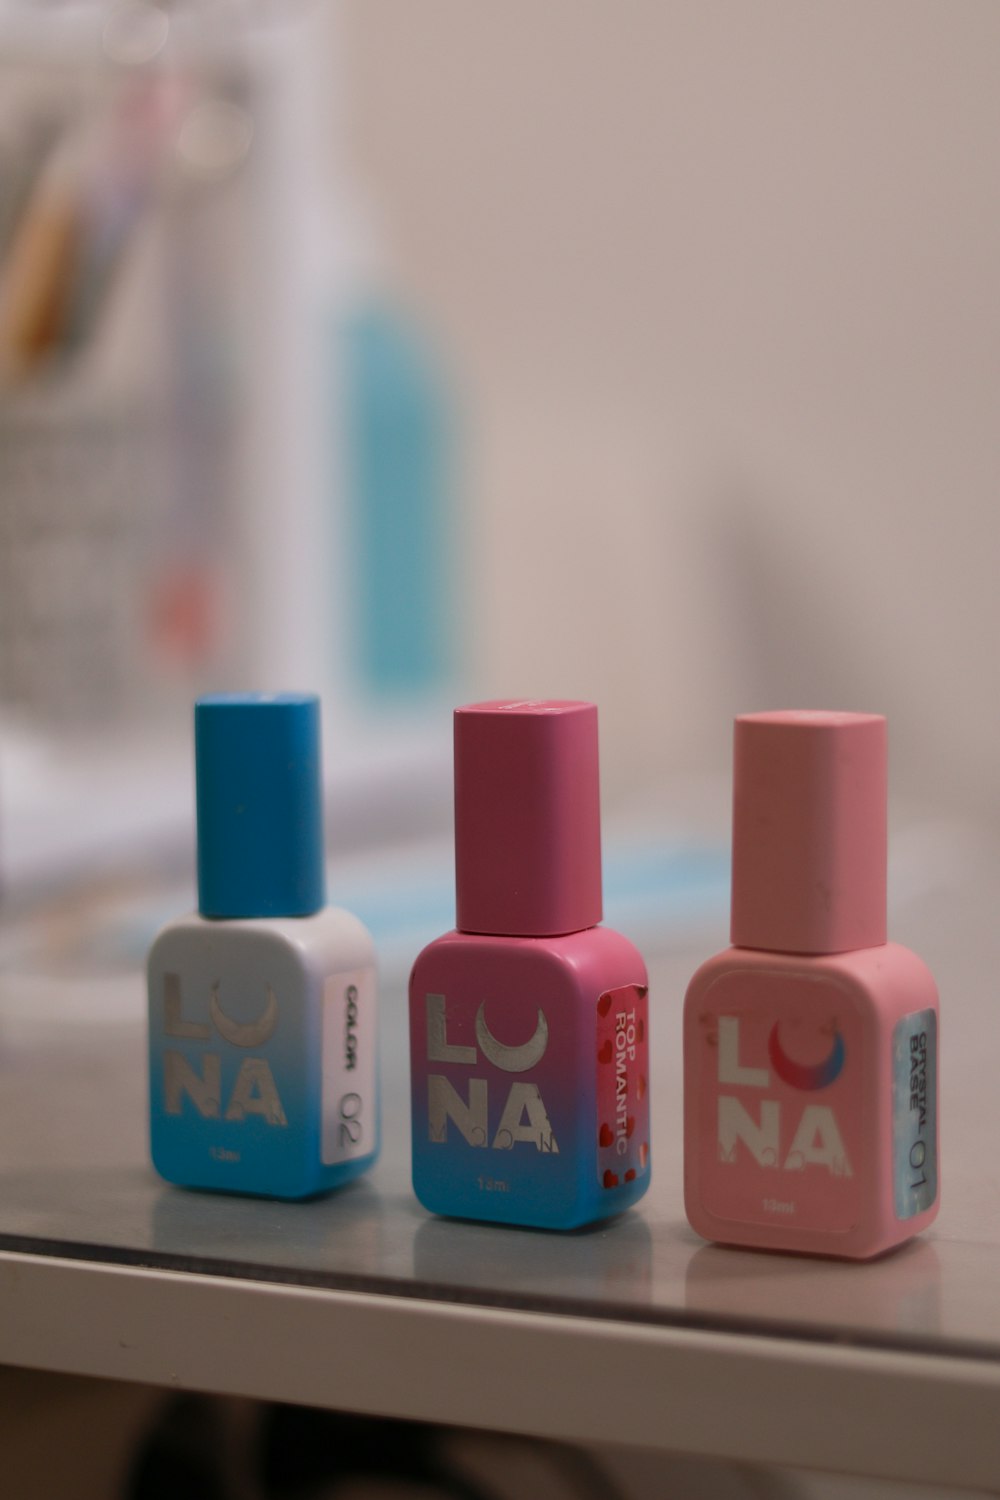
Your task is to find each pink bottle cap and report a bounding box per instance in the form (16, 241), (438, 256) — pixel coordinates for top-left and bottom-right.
(731, 710), (887, 954)
(454, 699), (603, 937)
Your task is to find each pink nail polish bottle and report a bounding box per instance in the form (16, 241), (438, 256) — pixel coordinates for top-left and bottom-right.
(409, 699), (651, 1228)
(683, 711), (939, 1259)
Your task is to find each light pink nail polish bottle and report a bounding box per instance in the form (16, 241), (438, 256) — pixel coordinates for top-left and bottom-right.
(683, 711), (939, 1259)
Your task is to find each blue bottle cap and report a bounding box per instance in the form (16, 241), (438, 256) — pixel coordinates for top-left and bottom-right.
(195, 694), (326, 919)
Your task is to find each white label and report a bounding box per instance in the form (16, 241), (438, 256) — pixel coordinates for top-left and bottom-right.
(893, 1008), (937, 1219)
(321, 966), (377, 1164)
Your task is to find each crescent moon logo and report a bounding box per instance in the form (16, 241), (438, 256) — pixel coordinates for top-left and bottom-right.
(475, 1004), (549, 1073)
(768, 1022), (845, 1091)
(210, 983), (279, 1048)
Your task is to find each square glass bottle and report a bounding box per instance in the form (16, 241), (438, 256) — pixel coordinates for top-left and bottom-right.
(409, 700), (651, 1229)
(683, 711), (939, 1258)
(148, 694), (379, 1198)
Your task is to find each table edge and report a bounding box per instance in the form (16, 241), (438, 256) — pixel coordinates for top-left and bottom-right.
(1, 1249), (997, 1488)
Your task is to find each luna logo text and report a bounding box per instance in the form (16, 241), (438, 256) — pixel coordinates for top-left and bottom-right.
(425, 993), (559, 1153)
(715, 1016), (851, 1176)
(161, 972), (288, 1126)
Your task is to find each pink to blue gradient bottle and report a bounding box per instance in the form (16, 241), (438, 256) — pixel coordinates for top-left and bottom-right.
(409, 700), (651, 1229)
(684, 711), (940, 1259)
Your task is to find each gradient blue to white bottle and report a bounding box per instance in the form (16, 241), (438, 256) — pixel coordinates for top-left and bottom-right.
(148, 694), (379, 1198)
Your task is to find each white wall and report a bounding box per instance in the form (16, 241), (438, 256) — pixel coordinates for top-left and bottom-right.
(341, 1), (1000, 814)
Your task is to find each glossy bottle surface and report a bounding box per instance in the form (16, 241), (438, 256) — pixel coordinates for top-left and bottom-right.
(410, 924), (650, 1229)
(149, 906), (379, 1199)
(683, 941), (939, 1258)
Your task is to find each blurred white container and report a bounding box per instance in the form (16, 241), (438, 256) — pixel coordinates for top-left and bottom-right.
(0, 1), (457, 889)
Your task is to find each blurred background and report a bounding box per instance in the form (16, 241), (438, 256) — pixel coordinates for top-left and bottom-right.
(2, 0), (998, 896)
(338, 0), (1000, 816)
(1, 6), (998, 1498)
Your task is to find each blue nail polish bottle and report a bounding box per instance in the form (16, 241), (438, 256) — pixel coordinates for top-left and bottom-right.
(148, 693), (379, 1198)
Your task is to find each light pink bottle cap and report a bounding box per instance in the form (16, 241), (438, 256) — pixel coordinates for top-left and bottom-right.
(731, 710), (887, 954)
(454, 699), (603, 937)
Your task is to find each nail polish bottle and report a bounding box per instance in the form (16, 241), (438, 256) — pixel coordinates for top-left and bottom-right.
(683, 711), (939, 1258)
(409, 699), (651, 1229)
(148, 693), (379, 1198)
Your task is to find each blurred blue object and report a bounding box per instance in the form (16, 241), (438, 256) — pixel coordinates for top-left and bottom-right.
(341, 302), (459, 699)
